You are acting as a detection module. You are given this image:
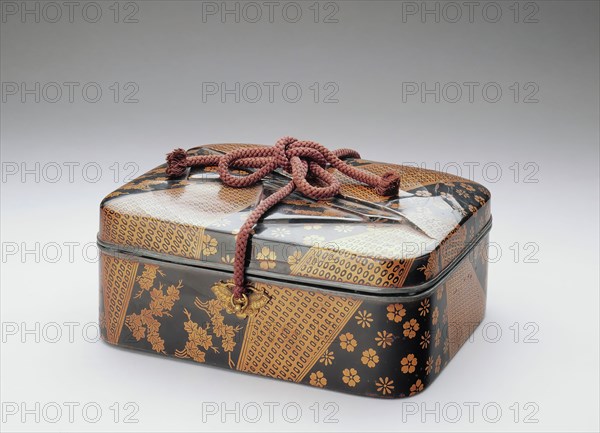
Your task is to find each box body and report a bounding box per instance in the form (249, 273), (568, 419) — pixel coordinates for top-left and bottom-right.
(98, 143), (491, 398)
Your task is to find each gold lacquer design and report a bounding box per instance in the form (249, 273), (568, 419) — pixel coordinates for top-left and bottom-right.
(100, 253), (139, 344)
(237, 286), (362, 383)
(174, 308), (217, 363)
(376, 377), (395, 396)
(290, 242), (415, 288)
(439, 225), (468, 268)
(99, 183), (261, 261)
(134, 264), (164, 298)
(445, 259), (485, 357)
(124, 269), (182, 353)
(418, 250), (439, 281)
(332, 161), (467, 199)
(211, 281), (271, 319)
(193, 297), (244, 368)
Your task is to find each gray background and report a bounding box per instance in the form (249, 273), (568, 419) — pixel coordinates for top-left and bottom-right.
(1, 0), (598, 431)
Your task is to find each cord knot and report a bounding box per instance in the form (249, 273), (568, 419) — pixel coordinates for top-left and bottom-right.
(375, 171), (401, 196)
(165, 148), (189, 177)
(164, 137), (402, 303)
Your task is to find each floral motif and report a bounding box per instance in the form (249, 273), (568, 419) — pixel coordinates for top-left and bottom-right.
(319, 351), (335, 366)
(418, 299), (430, 316)
(437, 286), (445, 300)
(400, 353), (418, 374)
(415, 189), (432, 197)
(432, 307), (439, 325)
(342, 368), (360, 387)
(361, 348), (379, 368)
(355, 310), (373, 328)
(435, 328), (442, 347)
(456, 189), (469, 199)
(403, 318), (420, 339)
(125, 275), (182, 353)
(386, 303), (406, 323)
(375, 331), (394, 348)
(221, 255), (234, 264)
(134, 264), (165, 298)
(418, 250), (438, 281)
(194, 298), (243, 369)
(425, 356), (434, 375)
(409, 379), (424, 396)
(287, 250), (302, 266)
(339, 332), (357, 352)
(420, 330), (431, 349)
(256, 247), (277, 270)
(334, 225), (353, 233)
(376, 377), (394, 395)
(303, 224), (322, 230)
(201, 234), (218, 256)
(435, 355), (442, 374)
(270, 227), (290, 238)
(175, 308), (216, 363)
(309, 371), (327, 388)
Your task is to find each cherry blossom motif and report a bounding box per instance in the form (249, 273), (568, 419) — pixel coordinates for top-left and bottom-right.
(339, 332), (357, 352)
(309, 371), (327, 388)
(361, 348), (380, 368)
(410, 379), (424, 396)
(256, 247), (276, 270)
(400, 354), (418, 374)
(386, 303), (406, 323)
(403, 318), (420, 339)
(342, 368), (360, 387)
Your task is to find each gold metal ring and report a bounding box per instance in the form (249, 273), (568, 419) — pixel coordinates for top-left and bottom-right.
(230, 293), (249, 313)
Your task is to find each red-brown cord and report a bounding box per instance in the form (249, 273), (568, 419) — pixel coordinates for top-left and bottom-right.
(166, 136), (400, 299)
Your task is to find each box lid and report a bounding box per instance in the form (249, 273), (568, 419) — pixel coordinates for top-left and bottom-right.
(99, 143), (491, 294)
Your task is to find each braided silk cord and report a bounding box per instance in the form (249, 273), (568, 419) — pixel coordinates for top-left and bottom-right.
(166, 136), (401, 299)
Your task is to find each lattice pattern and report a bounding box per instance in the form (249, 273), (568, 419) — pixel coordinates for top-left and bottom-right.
(237, 284), (361, 382)
(439, 225), (468, 268)
(446, 259), (486, 358)
(100, 183), (259, 260)
(100, 253), (139, 343)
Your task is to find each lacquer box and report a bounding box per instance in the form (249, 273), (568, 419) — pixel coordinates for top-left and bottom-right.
(98, 138), (491, 398)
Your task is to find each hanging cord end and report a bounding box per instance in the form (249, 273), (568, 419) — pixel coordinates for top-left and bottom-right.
(376, 172), (401, 196)
(166, 148), (189, 177)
